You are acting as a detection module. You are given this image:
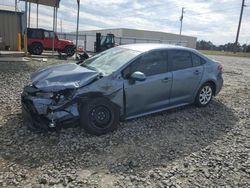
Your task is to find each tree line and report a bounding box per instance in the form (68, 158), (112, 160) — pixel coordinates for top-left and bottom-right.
(196, 40), (250, 52)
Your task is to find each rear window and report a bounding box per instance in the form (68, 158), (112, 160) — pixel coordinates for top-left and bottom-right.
(192, 53), (206, 66)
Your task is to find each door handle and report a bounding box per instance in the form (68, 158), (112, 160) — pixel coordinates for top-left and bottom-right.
(193, 70), (200, 75)
(162, 77), (169, 82)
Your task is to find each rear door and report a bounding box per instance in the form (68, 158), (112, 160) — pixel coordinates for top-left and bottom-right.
(123, 50), (172, 117)
(27, 29), (43, 46)
(169, 50), (204, 105)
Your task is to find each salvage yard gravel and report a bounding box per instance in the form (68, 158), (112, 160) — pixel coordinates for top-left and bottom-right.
(0, 55), (249, 187)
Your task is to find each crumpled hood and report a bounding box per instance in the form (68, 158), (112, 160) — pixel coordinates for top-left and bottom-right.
(31, 63), (99, 92)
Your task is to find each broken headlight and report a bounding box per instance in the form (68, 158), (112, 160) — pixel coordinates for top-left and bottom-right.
(53, 89), (76, 103)
(36, 92), (54, 98)
(58, 89), (76, 99)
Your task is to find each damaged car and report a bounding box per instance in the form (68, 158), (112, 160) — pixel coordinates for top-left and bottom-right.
(21, 44), (224, 135)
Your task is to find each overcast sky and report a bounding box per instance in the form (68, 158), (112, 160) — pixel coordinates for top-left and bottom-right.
(1, 0), (250, 45)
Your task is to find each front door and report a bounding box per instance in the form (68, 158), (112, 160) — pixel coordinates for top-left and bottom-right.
(123, 50), (172, 117)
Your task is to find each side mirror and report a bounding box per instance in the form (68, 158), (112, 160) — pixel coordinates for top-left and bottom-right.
(130, 71), (146, 81)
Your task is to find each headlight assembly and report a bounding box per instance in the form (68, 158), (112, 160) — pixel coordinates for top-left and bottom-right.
(36, 92), (54, 98)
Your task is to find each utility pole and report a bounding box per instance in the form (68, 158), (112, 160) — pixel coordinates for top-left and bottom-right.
(52, 6), (55, 56)
(76, 0), (80, 58)
(24, 0), (28, 55)
(28, 2), (31, 28)
(15, 0), (18, 11)
(55, 7), (58, 32)
(179, 7), (185, 44)
(234, 0), (246, 52)
(60, 18), (62, 33)
(36, 3), (39, 28)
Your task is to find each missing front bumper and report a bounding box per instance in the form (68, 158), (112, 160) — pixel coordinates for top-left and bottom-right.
(22, 101), (50, 132)
(21, 97), (80, 132)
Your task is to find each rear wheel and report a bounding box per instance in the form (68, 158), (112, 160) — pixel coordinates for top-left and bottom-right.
(29, 43), (43, 55)
(195, 83), (213, 107)
(80, 98), (120, 135)
(64, 46), (75, 57)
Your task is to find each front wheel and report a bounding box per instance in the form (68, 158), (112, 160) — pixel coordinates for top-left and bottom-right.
(79, 98), (120, 135)
(195, 83), (214, 107)
(64, 46), (75, 57)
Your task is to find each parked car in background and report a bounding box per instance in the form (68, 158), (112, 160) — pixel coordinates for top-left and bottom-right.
(27, 28), (76, 56)
(21, 44), (224, 135)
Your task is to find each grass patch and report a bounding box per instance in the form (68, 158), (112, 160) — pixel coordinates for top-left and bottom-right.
(199, 50), (250, 58)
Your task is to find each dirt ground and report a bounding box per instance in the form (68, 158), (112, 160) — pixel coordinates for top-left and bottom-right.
(0, 55), (249, 188)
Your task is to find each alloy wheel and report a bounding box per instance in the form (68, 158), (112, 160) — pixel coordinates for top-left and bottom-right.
(199, 86), (212, 105)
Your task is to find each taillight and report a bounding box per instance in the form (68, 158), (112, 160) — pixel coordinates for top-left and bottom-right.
(218, 64), (224, 72)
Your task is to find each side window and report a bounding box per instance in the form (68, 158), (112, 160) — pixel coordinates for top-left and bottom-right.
(106, 36), (112, 44)
(192, 53), (202, 67)
(50, 32), (55, 38)
(169, 50), (192, 71)
(192, 53), (207, 66)
(130, 50), (168, 76)
(44, 31), (50, 38)
(200, 58), (207, 65)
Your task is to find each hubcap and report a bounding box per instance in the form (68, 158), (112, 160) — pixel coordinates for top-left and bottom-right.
(199, 86), (212, 105)
(66, 48), (74, 55)
(34, 46), (41, 54)
(89, 105), (111, 128)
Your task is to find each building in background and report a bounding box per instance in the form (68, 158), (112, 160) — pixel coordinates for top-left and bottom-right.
(0, 5), (24, 51)
(67, 28), (197, 52)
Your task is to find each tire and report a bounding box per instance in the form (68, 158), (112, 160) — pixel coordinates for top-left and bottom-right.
(195, 83), (214, 107)
(29, 43), (43, 55)
(79, 98), (120, 135)
(64, 46), (75, 57)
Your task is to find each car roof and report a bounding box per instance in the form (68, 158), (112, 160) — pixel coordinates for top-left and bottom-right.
(119, 43), (193, 52)
(28, 28), (53, 32)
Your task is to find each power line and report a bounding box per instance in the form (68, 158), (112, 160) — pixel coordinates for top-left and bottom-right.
(185, 6), (240, 16)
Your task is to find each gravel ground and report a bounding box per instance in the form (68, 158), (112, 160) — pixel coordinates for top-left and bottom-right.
(0, 55), (249, 188)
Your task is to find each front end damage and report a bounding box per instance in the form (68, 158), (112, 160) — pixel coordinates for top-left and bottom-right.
(21, 85), (79, 131)
(21, 63), (124, 132)
(21, 79), (123, 132)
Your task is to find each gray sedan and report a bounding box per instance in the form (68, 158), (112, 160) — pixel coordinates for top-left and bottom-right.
(21, 44), (224, 135)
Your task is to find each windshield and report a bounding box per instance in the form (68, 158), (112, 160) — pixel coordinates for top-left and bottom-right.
(81, 47), (141, 75)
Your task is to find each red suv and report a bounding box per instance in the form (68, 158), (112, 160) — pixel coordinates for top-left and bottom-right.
(27, 28), (76, 56)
